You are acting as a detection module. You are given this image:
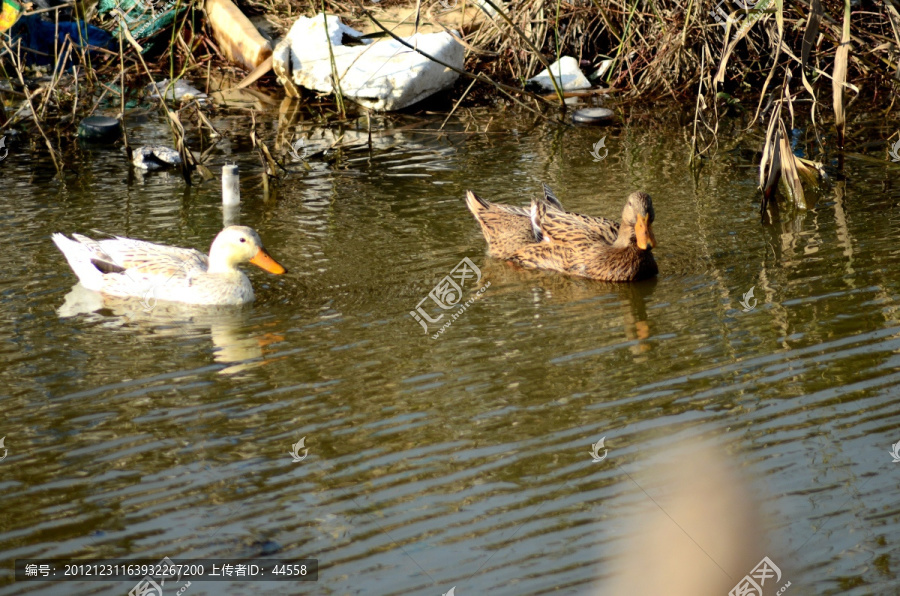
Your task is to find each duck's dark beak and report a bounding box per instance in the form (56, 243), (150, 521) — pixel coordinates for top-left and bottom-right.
(635, 214), (656, 250)
(250, 248), (286, 274)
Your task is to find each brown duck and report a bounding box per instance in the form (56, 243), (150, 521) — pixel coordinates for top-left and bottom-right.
(465, 184), (658, 282)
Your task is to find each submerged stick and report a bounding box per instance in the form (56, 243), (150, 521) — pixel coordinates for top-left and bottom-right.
(689, 51), (705, 166)
(440, 77), (477, 130)
(118, 29), (131, 163)
(832, 0), (851, 151)
(321, 6), (346, 119)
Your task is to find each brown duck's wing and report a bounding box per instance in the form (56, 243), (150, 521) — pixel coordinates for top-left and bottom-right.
(509, 242), (576, 276)
(486, 201), (529, 217)
(528, 187), (619, 245)
(541, 183), (565, 211)
(535, 205), (619, 246)
(511, 241), (657, 282)
(69, 233), (125, 274)
(566, 213), (620, 245)
(466, 190), (539, 259)
(530, 187), (572, 241)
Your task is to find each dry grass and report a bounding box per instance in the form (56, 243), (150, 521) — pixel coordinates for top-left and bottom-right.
(2, 0), (899, 205)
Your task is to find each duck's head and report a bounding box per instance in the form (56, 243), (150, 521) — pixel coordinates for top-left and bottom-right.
(621, 192), (656, 250)
(209, 226), (286, 274)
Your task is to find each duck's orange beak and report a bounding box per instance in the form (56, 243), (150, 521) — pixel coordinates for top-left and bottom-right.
(635, 214), (656, 250)
(250, 248), (286, 274)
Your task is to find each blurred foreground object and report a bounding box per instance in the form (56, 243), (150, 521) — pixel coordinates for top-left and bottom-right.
(605, 441), (788, 595)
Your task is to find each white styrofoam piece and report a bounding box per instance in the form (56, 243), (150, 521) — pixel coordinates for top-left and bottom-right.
(273, 13), (463, 111)
(528, 56), (591, 91)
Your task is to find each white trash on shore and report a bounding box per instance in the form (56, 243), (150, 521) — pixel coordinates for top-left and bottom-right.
(527, 56), (591, 91)
(272, 13), (464, 111)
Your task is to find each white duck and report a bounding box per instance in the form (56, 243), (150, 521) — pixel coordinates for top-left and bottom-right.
(52, 226), (285, 306)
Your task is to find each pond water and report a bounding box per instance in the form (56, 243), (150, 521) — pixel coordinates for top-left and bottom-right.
(2, 104), (900, 595)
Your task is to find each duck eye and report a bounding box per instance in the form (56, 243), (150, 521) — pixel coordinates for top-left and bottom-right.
(240, 238), (246, 243)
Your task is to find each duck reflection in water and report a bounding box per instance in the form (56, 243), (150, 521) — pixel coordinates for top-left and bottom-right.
(56, 283), (284, 375)
(476, 258), (657, 357)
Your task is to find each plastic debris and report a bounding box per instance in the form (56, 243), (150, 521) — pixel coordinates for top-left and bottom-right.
(0, 0), (21, 33)
(272, 13), (463, 111)
(572, 107), (614, 125)
(528, 56), (591, 91)
(222, 165), (240, 206)
(205, 0), (272, 71)
(590, 59), (614, 81)
(132, 146), (182, 170)
(99, 0), (186, 43)
(146, 79), (209, 104)
(78, 116), (122, 142)
(8, 18), (113, 65)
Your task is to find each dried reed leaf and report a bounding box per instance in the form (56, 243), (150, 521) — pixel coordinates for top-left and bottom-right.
(760, 108), (822, 213)
(774, 0), (783, 37)
(760, 123), (782, 220)
(784, 68), (795, 125)
(765, 132), (782, 191)
(777, 120), (804, 208)
(259, 140), (278, 176)
(886, 1), (900, 79)
(796, 156), (825, 189)
(194, 163), (214, 182)
(759, 102), (781, 189)
(833, 0), (851, 148)
(801, 0), (822, 71)
(168, 109), (194, 186)
(714, 0), (775, 86)
(800, 0), (823, 122)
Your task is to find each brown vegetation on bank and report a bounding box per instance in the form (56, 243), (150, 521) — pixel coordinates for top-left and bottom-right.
(1, 0), (898, 211)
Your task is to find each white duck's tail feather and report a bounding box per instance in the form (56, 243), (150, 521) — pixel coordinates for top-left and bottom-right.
(52, 233), (106, 291)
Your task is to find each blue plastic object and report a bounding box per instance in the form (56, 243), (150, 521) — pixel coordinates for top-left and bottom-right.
(10, 17), (114, 65)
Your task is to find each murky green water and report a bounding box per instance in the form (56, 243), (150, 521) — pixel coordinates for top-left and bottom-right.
(2, 105), (900, 595)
